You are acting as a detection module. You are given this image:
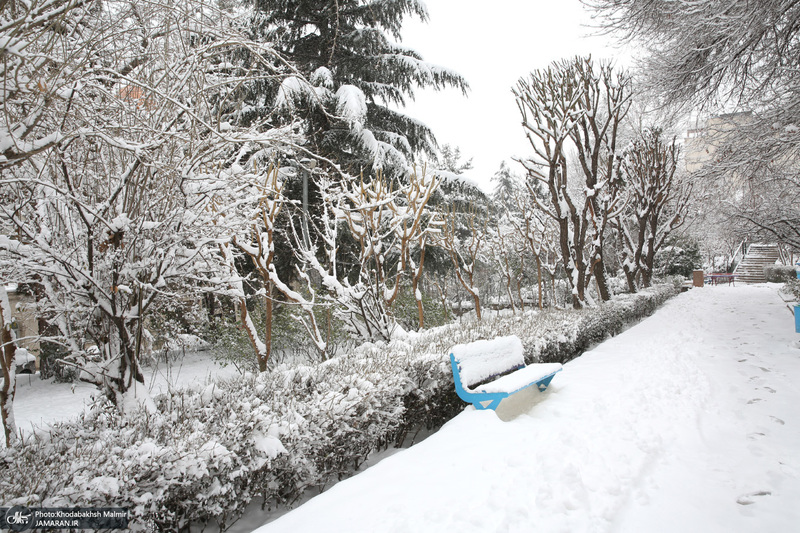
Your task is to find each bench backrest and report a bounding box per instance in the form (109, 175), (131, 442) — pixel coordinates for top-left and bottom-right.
(449, 335), (525, 388)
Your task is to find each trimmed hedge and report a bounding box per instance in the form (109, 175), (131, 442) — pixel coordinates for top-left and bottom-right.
(0, 284), (678, 531)
(764, 264), (797, 283)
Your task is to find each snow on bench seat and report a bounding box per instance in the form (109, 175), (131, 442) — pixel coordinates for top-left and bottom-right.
(474, 362), (564, 394)
(449, 335), (562, 411)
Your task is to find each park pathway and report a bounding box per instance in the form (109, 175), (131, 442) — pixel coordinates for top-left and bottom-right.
(251, 284), (800, 533)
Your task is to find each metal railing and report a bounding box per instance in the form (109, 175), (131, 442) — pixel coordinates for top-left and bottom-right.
(731, 238), (748, 273)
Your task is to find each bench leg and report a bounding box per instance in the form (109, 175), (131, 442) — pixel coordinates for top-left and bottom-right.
(537, 375), (556, 392)
(473, 398), (503, 410)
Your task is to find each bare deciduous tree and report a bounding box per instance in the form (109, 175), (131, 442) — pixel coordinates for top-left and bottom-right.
(615, 128), (693, 291)
(514, 57), (630, 307)
(0, 0), (306, 408)
(587, 0), (800, 250)
(436, 205), (487, 319)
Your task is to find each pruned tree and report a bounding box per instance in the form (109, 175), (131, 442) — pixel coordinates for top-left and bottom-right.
(570, 58), (631, 300)
(489, 217), (525, 314)
(402, 172), (444, 329)
(512, 194), (561, 309)
(209, 163), (328, 369)
(436, 204), (488, 319)
(298, 169), (440, 341)
(514, 64), (584, 308)
(615, 128), (693, 290)
(514, 57), (630, 308)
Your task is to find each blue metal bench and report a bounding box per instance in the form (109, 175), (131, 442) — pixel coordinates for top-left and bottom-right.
(449, 335), (562, 410)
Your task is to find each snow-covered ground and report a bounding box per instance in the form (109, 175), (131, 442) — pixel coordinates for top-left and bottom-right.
(8, 284), (799, 532)
(13, 351), (241, 433)
(252, 285), (800, 533)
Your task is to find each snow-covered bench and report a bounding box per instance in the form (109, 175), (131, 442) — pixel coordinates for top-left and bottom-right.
(449, 336), (562, 410)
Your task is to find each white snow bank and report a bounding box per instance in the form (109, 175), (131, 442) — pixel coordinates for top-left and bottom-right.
(253, 285), (800, 533)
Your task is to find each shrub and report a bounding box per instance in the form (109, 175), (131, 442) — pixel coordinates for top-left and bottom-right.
(654, 242), (701, 278)
(781, 278), (800, 301)
(764, 264), (797, 283)
(0, 284), (678, 531)
(209, 319), (261, 374)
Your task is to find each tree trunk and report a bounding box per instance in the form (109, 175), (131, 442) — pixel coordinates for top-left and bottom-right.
(593, 256), (612, 301)
(623, 263), (638, 293)
(262, 282), (273, 372)
(413, 246), (427, 330)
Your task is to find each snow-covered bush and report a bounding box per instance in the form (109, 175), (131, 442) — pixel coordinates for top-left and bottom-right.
(655, 243), (702, 277)
(0, 285), (677, 530)
(209, 319), (260, 374)
(764, 264), (796, 283)
(781, 279), (800, 301)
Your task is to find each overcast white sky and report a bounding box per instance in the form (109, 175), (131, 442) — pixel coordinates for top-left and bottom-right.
(399, 0), (628, 192)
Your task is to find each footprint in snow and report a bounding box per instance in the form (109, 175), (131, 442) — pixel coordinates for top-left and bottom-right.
(747, 432), (766, 440)
(770, 416), (785, 425)
(747, 398), (763, 404)
(736, 491), (771, 505)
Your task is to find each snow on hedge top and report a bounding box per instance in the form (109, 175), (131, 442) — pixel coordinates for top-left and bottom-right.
(450, 335), (524, 387)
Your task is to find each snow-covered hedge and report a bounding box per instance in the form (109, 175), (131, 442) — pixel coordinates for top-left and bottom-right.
(0, 285), (677, 531)
(764, 264), (797, 283)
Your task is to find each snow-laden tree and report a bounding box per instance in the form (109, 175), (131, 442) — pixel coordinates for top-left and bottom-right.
(435, 204), (488, 320)
(206, 162), (329, 370)
(570, 58), (630, 300)
(301, 169), (440, 341)
(437, 144), (474, 175)
(514, 57), (630, 308)
(586, 0), (800, 250)
(615, 128), (693, 291)
(0, 0), (89, 169)
(585, 0), (800, 110)
(0, 0), (305, 408)
(487, 216), (526, 314)
(511, 193), (562, 308)
(249, 0), (468, 177)
(491, 161), (522, 214)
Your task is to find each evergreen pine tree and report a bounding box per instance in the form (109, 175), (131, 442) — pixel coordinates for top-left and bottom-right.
(491, 161), (522, 213)
(250, 0), (468, 177)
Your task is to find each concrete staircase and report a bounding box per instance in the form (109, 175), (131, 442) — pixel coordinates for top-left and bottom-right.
(734, 243), (781, 284)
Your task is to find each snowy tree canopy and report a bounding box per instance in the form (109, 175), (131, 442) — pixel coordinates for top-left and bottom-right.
(0, 0), (309, 407)
(248, 0), (469, 177)
(587, 0), (800, 249)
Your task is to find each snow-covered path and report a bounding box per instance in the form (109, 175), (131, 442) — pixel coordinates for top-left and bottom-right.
(254, 285), (800, 533)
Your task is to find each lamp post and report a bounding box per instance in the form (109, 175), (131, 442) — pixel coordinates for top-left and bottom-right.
(300, 158), (316, 249)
